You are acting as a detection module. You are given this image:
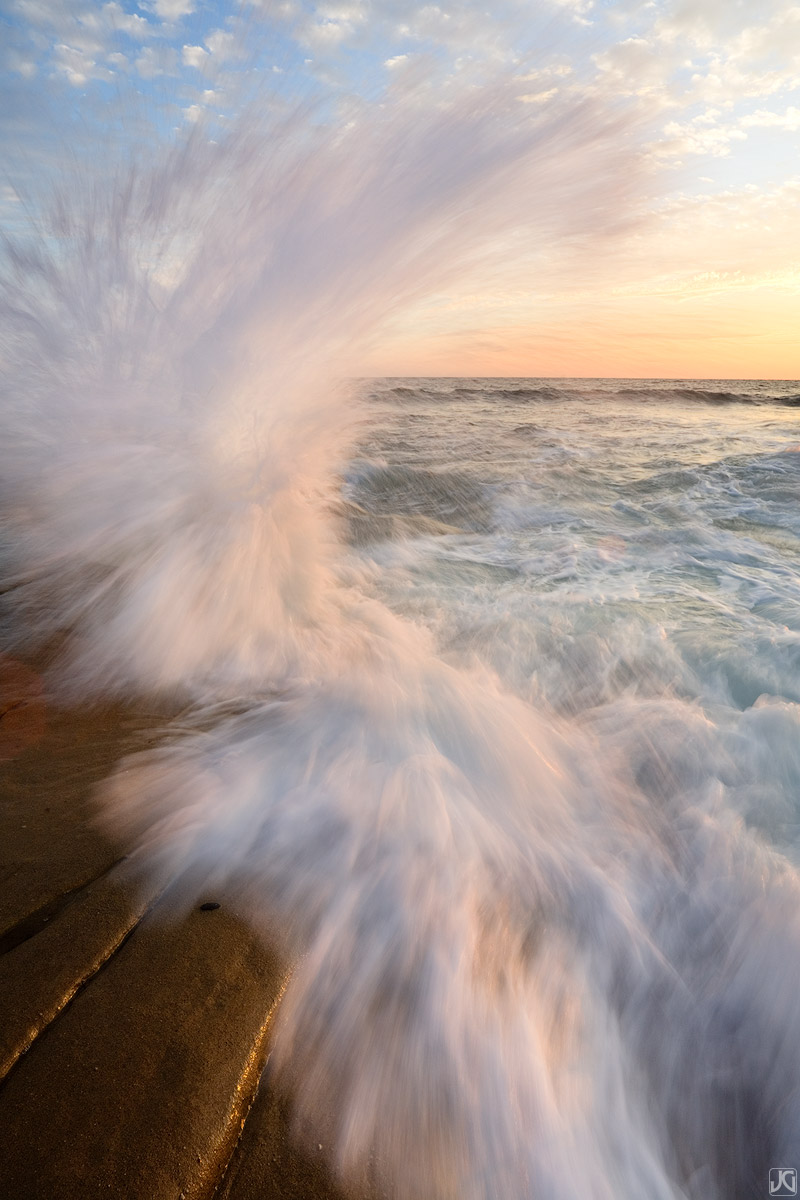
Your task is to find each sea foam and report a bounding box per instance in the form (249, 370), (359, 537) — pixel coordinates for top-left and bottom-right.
(3, 37), (797, 1200)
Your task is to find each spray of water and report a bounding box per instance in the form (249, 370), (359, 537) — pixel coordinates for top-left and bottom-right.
(0, 74), (633, 696)
(2, 32), (798, 1200)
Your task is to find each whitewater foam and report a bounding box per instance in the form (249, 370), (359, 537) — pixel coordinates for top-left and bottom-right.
(2, 39), (800, 1200)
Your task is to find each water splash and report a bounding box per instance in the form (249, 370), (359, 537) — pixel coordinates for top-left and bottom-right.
(2, 34), (797, 1200)
(0, 77), (635, 696)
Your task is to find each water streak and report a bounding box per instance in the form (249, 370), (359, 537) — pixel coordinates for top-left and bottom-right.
(2, 47), (799, 1200)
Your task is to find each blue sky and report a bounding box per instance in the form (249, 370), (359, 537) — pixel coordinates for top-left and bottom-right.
(1, 0), (799, 376)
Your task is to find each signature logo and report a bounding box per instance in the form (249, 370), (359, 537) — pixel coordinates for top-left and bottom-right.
(770, 1168), (798, 1197)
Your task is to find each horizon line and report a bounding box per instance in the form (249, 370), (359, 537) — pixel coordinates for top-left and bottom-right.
(356, 375), (800, 383)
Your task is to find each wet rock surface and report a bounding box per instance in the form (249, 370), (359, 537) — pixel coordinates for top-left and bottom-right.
(0, 697), (357, 1200)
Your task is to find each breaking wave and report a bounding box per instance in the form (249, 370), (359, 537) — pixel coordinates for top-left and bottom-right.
(2, 34), (799, 1200)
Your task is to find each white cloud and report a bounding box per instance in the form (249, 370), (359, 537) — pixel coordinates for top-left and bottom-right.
(11, 0), (77, 27)
(689, 59), (800, 104)
(134, 44), (178, 79)
(5, 51), (38, 78)
(594, 35), (666, 93)
(147, 0), (194, 20)
(545, 0), (594, 17)
(646, 177), (800, 288)
(518, 88), (558, 104)
(301, 19), (350, 47)
(656, 98), (800, 162)
(204, 29), (237, 58)
(741, 106), (800, 132)
(655, 0), (800, 105)
(182, 44), (208, 68)
(182, 88), (217, 123)
(660, 116), (746, 158)
(53, 41), (113, 85)
(94, 3), (152, 40)
(4, 0), (162, 92)
(317, 2), (367, 21)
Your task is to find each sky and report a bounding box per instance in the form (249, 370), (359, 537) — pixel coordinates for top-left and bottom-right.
(1, 0), (799, 379)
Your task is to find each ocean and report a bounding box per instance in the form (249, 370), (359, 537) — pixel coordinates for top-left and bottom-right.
(85, 373), (800, 1200)
(335, 376), (800, 1198)
(2, 132), (799, 1198)
(349, 377), (800, 733)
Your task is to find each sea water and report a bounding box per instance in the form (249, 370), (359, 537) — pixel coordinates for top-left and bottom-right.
(336, 377), (800, 1198)
(2, 110), (800, 1200)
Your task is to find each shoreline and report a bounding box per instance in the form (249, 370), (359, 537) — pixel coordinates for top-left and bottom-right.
(0, 687), (357, 1200)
